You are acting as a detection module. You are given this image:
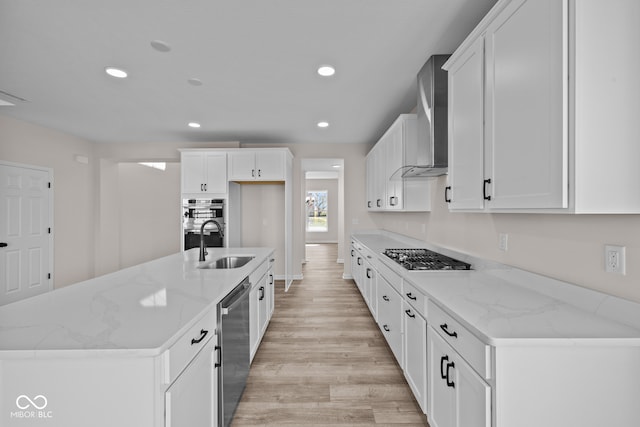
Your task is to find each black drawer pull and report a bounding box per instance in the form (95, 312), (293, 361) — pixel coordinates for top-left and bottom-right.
(440, 323), (458, 338)
(191, 329), (208, 345)
(366, 268), (372, 279)
(445, 186), (451, 203)
(357, 257), (362, 265)
(406, 292), (417, 301)
(259, 286), (265, 301)
(405, 309), (415, 318)
(483, 179), (492, 201)
(382, 324), (390, 332)
(382, 295), (390, 302)
(446, 361), (456, 388)
(440, 355), (449, 379)
(214, 345), (221, 368)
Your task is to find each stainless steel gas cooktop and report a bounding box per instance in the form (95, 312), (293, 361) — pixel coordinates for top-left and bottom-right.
(383, 248), (472, 271)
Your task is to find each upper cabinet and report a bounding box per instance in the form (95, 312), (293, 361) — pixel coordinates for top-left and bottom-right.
(443, 0), (640, 213)
(180, 150), (227, 195)
(366, 114), (431, 212)
(228, 149), (286, 181)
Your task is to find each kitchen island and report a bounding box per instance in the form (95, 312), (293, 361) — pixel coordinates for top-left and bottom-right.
(352, 231), (640, 427)
(0, 247), (274, 427)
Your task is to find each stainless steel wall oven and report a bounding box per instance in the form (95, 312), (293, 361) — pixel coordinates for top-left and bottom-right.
(183, 199), (225, 250)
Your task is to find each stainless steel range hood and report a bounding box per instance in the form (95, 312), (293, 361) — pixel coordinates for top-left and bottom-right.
(399, 54), (450, 178)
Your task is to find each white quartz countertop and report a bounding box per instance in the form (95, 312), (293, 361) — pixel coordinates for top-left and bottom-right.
(0, 247), (274, 358)
(353, 231), (640, 346)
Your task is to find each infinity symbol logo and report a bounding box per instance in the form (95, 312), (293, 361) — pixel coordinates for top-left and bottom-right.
(16, 395), (48, 410)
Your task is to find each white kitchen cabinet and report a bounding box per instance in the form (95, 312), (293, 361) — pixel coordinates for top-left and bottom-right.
(249, 258), (273, 362)
(444, 0), (640, 213)
(165, 338), (217, 427)
(376, 273), (403, 368)
(180, 150), (227, 195)
(363, 262), (377, 319)
(267, 257), (275, 318)
(402, 300), (427, 414)
(228, 150), (286, 181)
(445, 36), (485, 210)
(427, 327), (490, 427)
(365, 114), (431, 212)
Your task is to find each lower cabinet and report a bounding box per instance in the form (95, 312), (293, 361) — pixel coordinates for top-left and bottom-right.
(377, 274), (403, 368)
(403, 301), (427, 413)
(427, 327), (490, 427)
(165, 338), (217, 427)
(250, 258), (274, 362)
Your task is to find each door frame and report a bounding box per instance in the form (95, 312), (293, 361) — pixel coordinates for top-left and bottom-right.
(0, 160), (55, 299)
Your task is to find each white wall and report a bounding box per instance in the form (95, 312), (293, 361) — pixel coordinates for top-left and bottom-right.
(371, 176), (640, 303)
(0, 115), (95, 288)
(305, 178), (338, 243)
(117, 163), (181, 269)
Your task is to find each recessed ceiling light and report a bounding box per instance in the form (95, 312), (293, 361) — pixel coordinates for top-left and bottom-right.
(317, 121), (329, 128)
(105, 67), (128, 79)
(317, 65), (335, 77)
(332, 164), (340, 168)
(150, 40), (172, 52)
(188, 122), (201, 128)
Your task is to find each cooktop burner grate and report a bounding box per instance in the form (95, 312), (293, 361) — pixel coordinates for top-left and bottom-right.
(383, 248), (472, 271)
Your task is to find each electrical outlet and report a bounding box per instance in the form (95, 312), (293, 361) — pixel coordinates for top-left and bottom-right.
(498, 233), (508, 251)
(605, 245), (626, 275)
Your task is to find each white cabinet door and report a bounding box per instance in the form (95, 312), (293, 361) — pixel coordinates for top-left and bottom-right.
(267, 259), (275, 318)
(403, 301), (427, 413)
(364, 262), (376, 319)
(249, 284), (260, 360)
(181, 151), (227, 194)
(373, 144), (386, 210)
(446, 36), (486, 210)
(484, 0), (567, 209)
(228, 151), (256, 181)
(255, 150), (285, 181)
(428, 327), (490, 427)
(181, 152), (207, 194)
(165, 339), (216, 427)
(204, 152), (227, 193)
(365, 153), (376, 210)
(377, 275), (403, 368)
(385, 123), (404, 210)
(258, 275), (269, 336)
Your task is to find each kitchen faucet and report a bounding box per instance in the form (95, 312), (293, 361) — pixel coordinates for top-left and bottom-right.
(199, 219), (224, 262)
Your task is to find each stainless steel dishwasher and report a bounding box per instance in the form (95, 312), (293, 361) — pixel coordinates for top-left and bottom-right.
(217, 278), (251, 427)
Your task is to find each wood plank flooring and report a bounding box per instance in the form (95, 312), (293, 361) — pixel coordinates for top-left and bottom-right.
(232, 243), (429, 426)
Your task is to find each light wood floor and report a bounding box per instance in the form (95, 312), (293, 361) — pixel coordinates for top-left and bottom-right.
(232, 243), (429, 426)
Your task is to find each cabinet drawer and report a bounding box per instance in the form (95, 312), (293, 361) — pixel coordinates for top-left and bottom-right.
(428, 301), (491, 379)
(166, 308), (216, 383)
(403, 280), (426, 318)
(377, 260), (402, 294)
(250, 259), (269, 287)
(378, 275), (403, 367)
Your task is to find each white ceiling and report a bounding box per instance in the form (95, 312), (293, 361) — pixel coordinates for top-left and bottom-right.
(0, 0), (495, 145)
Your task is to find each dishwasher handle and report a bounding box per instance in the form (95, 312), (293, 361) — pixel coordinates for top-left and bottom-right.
(220, 279), (251, 316)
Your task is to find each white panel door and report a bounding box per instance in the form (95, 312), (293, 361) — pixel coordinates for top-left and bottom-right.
(0, 163), (52, 306)
(485, 0), (568, 209)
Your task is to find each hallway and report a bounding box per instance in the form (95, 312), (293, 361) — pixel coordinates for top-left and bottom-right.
(232, 243), (428, 426)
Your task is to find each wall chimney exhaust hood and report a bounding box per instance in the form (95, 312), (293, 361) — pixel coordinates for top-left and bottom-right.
(396, 54), (450, 179)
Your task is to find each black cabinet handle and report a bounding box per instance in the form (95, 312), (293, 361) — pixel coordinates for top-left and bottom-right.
(351, 249), (354, 257)
(0, 243), (7, 248)
(376, 199), (381, 207)
(367, 201), (372, 208)
(445, 186), (452, 203)
(269, 274), (274, 285)
(204, 183), (207, 191)
(440, 323), (458, 338)
(191, 329), (208, 345)
(357, 257), (362, 266)
(440, 355), (449, 379)
(405, 309), (415, 318)
(259, 286), (265, 301)
(389, 196), (397, 206)
(366, 268), (372, 279)
(382, 295), (390, 302)
(214, 345), (222, 368)
(446, 361), (456, 388)
(483, 179), (492, 201)
(200, 184), (204, 192)
(258, 169), (261, 177)
(383, 324), (390, 332)
(406, 292), (417, 301)
(251, 169), (255, 178)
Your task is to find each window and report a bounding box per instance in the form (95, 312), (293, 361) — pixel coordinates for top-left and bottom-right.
(306, 190), (328, 232)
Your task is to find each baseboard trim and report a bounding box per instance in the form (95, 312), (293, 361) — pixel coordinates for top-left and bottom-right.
(343, 274), (353, 280)
(336, 258), (344, 264)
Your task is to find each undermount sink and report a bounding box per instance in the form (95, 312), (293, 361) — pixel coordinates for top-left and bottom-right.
(199, 256), (254, 269)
